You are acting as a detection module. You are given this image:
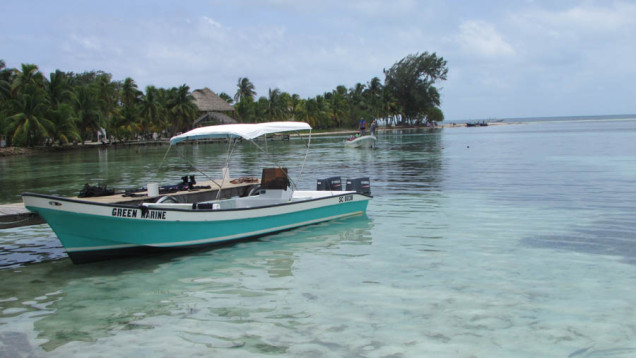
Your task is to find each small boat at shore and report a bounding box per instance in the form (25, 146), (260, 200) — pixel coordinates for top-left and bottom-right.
(466, 121), (488, 127)
(344, 135), (376, 148)
(22, 122), (372, 264)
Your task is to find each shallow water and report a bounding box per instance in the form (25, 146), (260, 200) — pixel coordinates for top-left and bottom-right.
(2, 118), (636, 357)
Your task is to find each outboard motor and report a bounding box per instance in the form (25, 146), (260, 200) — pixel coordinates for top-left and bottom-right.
(317, 176), (342, 191)
(346, 177), (371, 195)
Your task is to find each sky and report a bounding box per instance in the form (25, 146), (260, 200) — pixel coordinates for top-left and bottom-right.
(1, 0), (635, 121)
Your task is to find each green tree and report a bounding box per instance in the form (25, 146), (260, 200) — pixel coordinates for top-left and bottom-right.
(112, 77), (141, 140)
(289, 93), (302, 121)
(5, 93), (53, 146)
(94, 73), (118, 138)
(326, 86), (348, 128)
(347, 82), (368, 128)
(11, 64), (47, 99)
(426, 106), (444, 123)
(234, 77), (256, 103)
(0, 60), (14, 140)
(49, 102), (80, 145)
(166, 84), (197, 135)
(218, 92), (233, 104)
(235, 96), (256, 123)
(364, 77), (383, 122)
(303, 95), (329, 129)
(4, 64), (52, 146)
(266, 88), (284, 121)
(0, 60), (14, 102)
(46, 71), (79, 144)
(73, 85), (102, 142)
(47, 70), (73, 109)
(140, 85), (161, 137)
(383, 52), (448, 125)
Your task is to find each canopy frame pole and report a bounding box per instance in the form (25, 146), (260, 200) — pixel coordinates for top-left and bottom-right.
(215, 137), (237, 201)
(297, 130), (312, 185)
(248, 139), (295, 189)
(174, 146), (223, 191)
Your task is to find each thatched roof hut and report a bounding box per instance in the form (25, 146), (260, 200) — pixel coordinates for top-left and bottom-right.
(191, 87), (237, 126)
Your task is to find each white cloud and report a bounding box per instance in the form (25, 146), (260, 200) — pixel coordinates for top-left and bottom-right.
(69, 34), (101, 51)
(2, 0), (635, 119)
(539, 2), (636, 33)
(201, 16), (222, 29)
(457, 20), (516, 59)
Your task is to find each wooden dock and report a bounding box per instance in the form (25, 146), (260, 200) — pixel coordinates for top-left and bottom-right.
(0, 180), (259, 229)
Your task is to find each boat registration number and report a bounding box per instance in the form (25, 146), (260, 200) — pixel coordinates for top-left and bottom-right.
(339, 194), (354, 203)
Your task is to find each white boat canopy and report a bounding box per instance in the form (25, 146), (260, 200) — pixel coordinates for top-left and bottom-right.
(170, 121), (312, 145)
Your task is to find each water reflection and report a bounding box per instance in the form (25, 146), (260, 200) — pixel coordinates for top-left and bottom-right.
(0, 130), (445, 204)
(0, 215), (372, 351)
(0, 225), (65, 268)
(1, 130), (443, 268)
(3, 121), (636, 356)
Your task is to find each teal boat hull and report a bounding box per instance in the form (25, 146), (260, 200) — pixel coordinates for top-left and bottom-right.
(23, 192), (370, 263)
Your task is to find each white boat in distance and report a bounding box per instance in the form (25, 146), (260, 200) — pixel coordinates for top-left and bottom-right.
(22, 122), (372, 264)
(344, 135), (377, 148)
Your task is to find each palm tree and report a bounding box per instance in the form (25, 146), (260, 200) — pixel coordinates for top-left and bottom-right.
(218, 92), (233, 104)
(279, 91), (292, 120)
(94, 73), (118, 131)
(234, 77), (256, 103)
(73, 85), (102, 142)
(302, 95), (329, 129)
(114, 77), (142, 140)
(47, 70), (73, 109)
(289, 94), (302, 121)
(266, 88), (286, 121)
(5, 92), (53, 146)
(140, 85), (160, 137)
(3, 64), (52, 146)
(49, 102), (80, 145)
(156, 88), (172, 135)
(167, 84), (197, 135)
(0, 60), (14, 102)
(380, 87), (399, 126)
(328, 86), (348, 128)
(347, 82), (368, 128)
(365, 77), (383, 121)
(10, 64), (46, 97)
(120, 77), (141, 108)
(235, 96), (256, 123)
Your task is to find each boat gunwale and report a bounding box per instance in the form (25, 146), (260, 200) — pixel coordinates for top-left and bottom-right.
(21, 191), (373, 213)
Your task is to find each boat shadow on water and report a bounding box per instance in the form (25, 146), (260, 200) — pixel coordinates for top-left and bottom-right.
(0, 214), (373, 271)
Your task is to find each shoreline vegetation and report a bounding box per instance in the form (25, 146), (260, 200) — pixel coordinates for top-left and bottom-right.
(0, 121), (515, 157)
(0, 52), (449, 150)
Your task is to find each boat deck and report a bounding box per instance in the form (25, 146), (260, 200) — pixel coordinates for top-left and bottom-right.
(0, 180), (259, 229)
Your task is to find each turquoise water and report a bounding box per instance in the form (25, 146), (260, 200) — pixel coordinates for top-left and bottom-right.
(2, 118), (636, 357)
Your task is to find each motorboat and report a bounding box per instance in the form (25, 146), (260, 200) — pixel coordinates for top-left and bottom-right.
(22, 122), (372, 264)
(344, 135), (376, 148)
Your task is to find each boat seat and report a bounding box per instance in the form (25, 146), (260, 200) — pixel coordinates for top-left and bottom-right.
(261, 167), (289, 190)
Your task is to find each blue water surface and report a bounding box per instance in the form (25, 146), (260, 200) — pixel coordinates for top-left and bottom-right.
(1, 118), (636, 357)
